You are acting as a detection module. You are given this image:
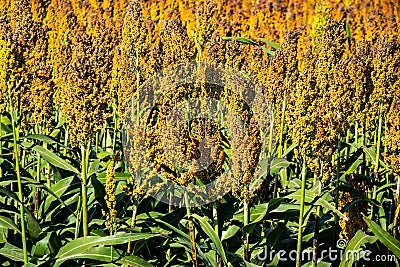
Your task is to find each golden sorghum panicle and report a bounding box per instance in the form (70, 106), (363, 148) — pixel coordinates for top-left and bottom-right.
(160, 19), (194, 68)
(59, 10), (114, 145)
(227, 112), (262, 201)
(0, 0), (12, 20)
(114, 1), (161, 121)
(364, 35), (400, 132)
(20, 20), (53, 129)
(0, 0), (53, 130)
(0, 22), (14, 113)
(45, 0), (76, 82)
(6, 0), (33, 111)
(286, 20), (348, 179)
(383, 91), (400, 175)
(263, 30), (299, 136)
(104, 161), (117, 229)
(286, 45), (318, 163)
(311, 1), (331, 49)
(345, 41), (374, 125)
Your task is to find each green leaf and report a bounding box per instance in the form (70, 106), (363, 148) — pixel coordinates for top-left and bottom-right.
(286, 190), (347, 220)
(282, 143), (297, 158)
(55, 116), (68, 128)
(0, 243), (25, 262)
(192, 214), (228, 265)
(285, 189), (317, 204)
(0, 187), (41, 239)
(0, 215), (20, 233)
(315, 197), (347, 221)
(244, 260), (261, 267)
(33, 232), (52, 258)
(270, 158), (291, 176)
(155, 219), (189, 240)
(222, 36), (258, 46)
(25, 134), (59, 145)
(32, 145), (79, 174)
(340, 230), (377, 267)
(88, 159), (100, 177)
(363, 215), (400, 258)
(97, 150), (114, 159)
(221, 225), (240, 241)
(256, 38), (281, 49)
(120, 255), (154, 267)
(97, 172), (131, 183)
(249, 203), (269, 223)
(344, 21), (351, 39)
(26, 209), (41, 240)
(1, 115), (11, 125)
(58, 247), (117, 263)
(222, 36), (274, 55)
(363, 146), (377, 166)
(92, 176), (106, 207)
(55, 233), (158, 266)
(50, 128), (61, 138)
(43, 177), (76, 213)
(261, 46), (274, 56)
(341, 158), (363, 178)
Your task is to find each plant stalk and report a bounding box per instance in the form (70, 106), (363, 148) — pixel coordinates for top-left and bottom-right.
(81, 143), (90, 237)
(12, 113), (28, 264)
(213, 202), (221, 266)
(244, 200), (250, 262)
(296, 159), (307, 267)
(185, 191), (198, 267)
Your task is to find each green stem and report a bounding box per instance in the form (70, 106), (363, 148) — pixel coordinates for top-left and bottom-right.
(168, 184), (174, 213)
(371, 115), (382, 218)
(243, 200), (249, 262)
(333, 139), (341, 240)
(44, 128), (51, 187)
(75, 195), (81, 239)
(345, 128), (351, 159)
(213, 202), (221, 266)
(184, 191), (198, 267)
(268, 104), (276, 160)
(64, 126), (69, 157)
(81, 143), (90, 237)
(0, 114), (2, 178)
(296, 159), (307, 267)
(127, 203), (137, 254)
(312, 206), (321, 267)
(278, 94), (286, 159)
(373, 115), (382, 183)
(95, 132), (99, 155)
(12, 113), (28, 264)
(34, 152), (41, 218)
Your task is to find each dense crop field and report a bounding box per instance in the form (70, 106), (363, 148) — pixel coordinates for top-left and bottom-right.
(1, 0), (400, 266)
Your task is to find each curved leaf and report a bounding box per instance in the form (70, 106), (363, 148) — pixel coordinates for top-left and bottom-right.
(0, 215), (20, 233)
(55, 233), (158, 266)
(192, 214), (228, 265)
(32, 145), (79, 174)
(339, 230), (377, 267)
(364, 215), (400, 258)
(121, 255), (154, 267)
